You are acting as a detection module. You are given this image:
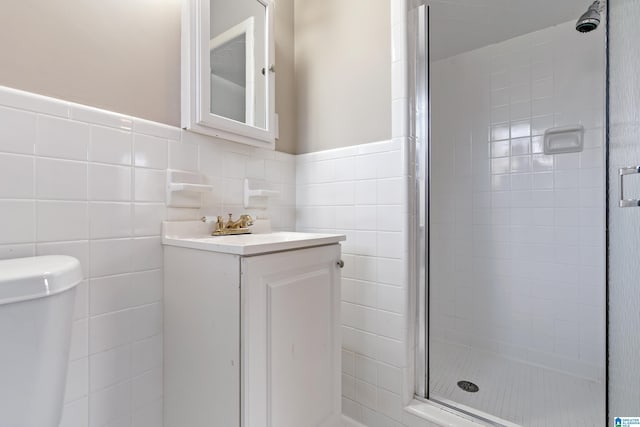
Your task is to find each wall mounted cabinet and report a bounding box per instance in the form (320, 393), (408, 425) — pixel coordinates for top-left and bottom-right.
(181, 0), (277, 149)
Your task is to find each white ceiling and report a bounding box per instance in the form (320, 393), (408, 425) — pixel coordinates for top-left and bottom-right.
(428, 0), (593, 60)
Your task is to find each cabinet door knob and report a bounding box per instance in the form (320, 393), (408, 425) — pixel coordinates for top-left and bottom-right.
(336, 260), (344, 269)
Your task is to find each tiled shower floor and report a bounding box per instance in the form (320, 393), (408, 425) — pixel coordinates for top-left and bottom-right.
(429, 340), (604, 426)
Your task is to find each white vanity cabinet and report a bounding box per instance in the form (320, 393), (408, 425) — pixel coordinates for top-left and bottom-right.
(163, 224), (344, 427)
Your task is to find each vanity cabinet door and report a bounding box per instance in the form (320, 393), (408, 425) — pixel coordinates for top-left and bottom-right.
(241, 244), (342, 427)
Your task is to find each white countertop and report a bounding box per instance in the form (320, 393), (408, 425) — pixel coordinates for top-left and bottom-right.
(162, 221), (345, 256)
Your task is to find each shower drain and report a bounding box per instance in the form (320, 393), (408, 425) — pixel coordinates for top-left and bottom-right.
(457, 380), (479, 393)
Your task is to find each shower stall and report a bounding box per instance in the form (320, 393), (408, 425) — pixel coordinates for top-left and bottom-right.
(409, 1), (608, 425)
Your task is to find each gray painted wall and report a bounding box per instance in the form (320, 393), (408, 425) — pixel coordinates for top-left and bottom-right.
(0, 0), (299, 154)
(275, 0), (297, 154)
(0, 0), (181, 128)
(294, 0), (392, 153)
(0, 0), (390, 154)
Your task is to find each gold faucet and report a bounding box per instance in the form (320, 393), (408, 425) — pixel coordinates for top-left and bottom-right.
(210, 214), (254, 236)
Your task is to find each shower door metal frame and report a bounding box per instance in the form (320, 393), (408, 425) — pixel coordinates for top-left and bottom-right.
(408, 0), (429, 400)
(409, 12), (497, 419)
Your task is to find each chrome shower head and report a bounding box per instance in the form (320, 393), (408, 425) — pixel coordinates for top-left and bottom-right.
(576, 1), (603, 33)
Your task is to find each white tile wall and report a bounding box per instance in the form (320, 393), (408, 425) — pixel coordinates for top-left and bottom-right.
(296, 138), (411, 427)
(193, 130), (297, 228)
(0, 85), (296, 427)
(430, 21), (606, 380)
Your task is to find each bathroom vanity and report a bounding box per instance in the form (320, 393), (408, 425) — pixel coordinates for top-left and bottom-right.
(162, 221), (345, 427)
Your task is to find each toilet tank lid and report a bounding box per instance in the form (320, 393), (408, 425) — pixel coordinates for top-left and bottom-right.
(0, 256), (83, 305)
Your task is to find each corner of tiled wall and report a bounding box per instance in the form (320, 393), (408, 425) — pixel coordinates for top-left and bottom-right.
(296, 138), (410, 427)
(295, 1), (415, 426)
(0, 86), (170, 426)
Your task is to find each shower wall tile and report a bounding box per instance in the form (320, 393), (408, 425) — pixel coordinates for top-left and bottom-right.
(430, 20), (606, 380)
(0, 85), (296, 427)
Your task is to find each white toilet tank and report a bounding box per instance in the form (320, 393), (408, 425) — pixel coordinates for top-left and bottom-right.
(0, 255), (82, 427)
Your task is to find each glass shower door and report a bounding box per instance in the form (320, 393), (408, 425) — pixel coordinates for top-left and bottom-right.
(608, 0), (640, 419)
(412, 1), (608, 425)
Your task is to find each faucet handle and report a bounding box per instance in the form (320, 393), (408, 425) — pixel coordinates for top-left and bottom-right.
(225, 213), (234, 228)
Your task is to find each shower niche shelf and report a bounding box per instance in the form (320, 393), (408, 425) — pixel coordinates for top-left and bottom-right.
(543, 125), (585, 155)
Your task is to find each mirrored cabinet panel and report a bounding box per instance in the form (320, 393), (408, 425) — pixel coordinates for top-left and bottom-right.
(182, 0), (276, 149)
